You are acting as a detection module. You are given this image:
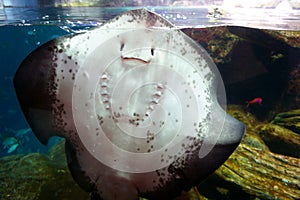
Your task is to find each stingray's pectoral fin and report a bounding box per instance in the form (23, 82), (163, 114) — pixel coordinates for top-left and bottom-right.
(13, 40), (65, 145)
(65, 140), (139, 200)
(65, 140), (95, 193)
(192, 113), (245, 178)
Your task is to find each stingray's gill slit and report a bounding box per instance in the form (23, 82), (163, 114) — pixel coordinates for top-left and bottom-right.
(13, 9), (245, 200)
(99, 73), (111, 110)
(146, 82), (165, 116)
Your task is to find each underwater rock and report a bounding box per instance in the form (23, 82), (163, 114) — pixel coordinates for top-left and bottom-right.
(182, 27), (240, 64)
(197, 105), (300, 200)
(0, 140), (205, 200)
(241, 129), (270, 151)
(227, 26), (293, 53)
(0, 140), (90, 200)
(226, 27), (300, 114)
(227, 105), (300, 157)
(257, 123), (300, 158)
(173, 187), (205, 200)
(215, 143), (300, 200)
(285, 66), (300, 109)
(262, 30), (300, 48)
(272, 109), (300, 134)
(184, 26), (300, 120)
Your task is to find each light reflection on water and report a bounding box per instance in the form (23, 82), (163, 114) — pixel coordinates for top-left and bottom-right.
(0, 6), (300, 30)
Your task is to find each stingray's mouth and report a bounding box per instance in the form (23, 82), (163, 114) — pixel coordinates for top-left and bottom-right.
(120, 45), (154, 64)
(121, 56), (151, 64)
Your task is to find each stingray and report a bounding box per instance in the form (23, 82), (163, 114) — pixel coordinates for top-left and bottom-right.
(14, 9), (245, 199)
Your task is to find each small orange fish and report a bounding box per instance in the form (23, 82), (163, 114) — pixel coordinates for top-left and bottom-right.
(246, 97), (262, 107)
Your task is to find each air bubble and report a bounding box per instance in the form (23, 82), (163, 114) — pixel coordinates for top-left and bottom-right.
(27, 29), (36, 35)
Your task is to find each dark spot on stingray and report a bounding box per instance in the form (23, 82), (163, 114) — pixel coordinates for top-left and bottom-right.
(151, 48), (154, 56)
(120, 43), (125, 51)
(58, 49), (63, 53)
(59, 43), (65, 49)
(159, 177), (164, 184)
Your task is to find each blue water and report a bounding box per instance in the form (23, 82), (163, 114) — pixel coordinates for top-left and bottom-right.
(0, 25), (69, 157)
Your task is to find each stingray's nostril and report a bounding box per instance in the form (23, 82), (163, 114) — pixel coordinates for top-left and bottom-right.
(151, 48), (154, 56)
(120, 43), (125, 51)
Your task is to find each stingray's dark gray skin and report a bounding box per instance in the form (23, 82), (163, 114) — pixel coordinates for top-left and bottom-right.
(14, 9), (245, 200)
